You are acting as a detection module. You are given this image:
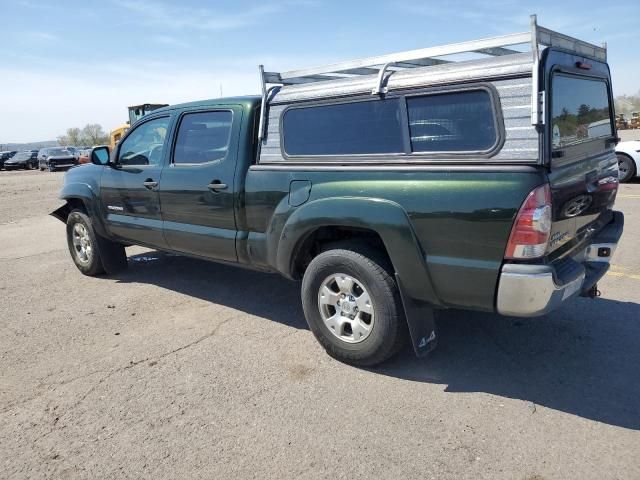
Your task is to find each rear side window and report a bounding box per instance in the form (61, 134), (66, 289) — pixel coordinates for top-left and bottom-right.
(173, 111), (233, 164)
(407, 90), (497, 152)
(551, 75), (612, 148)
(282, 100), (404, 156)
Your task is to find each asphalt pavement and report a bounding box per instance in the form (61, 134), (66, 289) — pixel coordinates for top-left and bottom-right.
(1, 169), (638, 480)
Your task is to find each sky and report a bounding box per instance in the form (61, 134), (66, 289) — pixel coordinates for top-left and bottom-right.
(1, 0), (639, 143)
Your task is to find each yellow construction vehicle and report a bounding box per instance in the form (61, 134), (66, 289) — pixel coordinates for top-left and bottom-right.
(615, 113), (628, 130)
(630, 112), (640, 130)
(109, 103), (168, 150)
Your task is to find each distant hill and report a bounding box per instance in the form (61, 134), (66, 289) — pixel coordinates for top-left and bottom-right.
(0, 140), (58, 152)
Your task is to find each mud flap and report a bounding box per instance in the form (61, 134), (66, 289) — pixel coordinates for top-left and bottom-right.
(50, 203), (70, 223)
(396, 274), (438, 358)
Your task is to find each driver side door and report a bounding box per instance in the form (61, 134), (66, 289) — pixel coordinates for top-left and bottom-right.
(100, 115), (172, 248)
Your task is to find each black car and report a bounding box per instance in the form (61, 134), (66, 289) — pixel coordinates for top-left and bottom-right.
(3, 150), (39, 170)
(0, 151), (18, 170)
(38, 147), (78, 172)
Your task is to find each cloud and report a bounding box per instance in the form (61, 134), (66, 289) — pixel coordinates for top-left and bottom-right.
(0, 61), (260, 142)
(28, 31), (59, 42)
(152, 35), (189, 48)
(113, 0), (285, 31)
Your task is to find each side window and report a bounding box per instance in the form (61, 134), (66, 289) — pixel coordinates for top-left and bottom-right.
(173, 111), (233, 165)
(282, 99), (404, 156)
(118, 116), (170, 166)
(407, 90), (497, 152)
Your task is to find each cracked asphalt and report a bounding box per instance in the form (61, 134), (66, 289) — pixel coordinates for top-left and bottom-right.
(1, 169), (639, 480)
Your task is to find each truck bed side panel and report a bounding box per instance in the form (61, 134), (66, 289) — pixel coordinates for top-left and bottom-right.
(244, 167), (545, 311)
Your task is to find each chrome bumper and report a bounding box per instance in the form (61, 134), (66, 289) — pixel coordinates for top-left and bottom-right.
(496, 211), (624, 317)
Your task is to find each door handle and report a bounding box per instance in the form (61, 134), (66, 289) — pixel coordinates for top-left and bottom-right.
(208, 182), (228, 191)
(143, 179), (158, 189)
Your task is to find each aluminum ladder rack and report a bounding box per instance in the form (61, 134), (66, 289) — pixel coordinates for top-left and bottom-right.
(257, 14), (607, 140)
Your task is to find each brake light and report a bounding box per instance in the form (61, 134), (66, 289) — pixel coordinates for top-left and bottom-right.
(505, 184), (552, 259)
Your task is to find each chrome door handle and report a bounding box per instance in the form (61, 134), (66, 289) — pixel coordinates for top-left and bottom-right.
(143, 180), (158, 189)
(208, 182), (228, 191)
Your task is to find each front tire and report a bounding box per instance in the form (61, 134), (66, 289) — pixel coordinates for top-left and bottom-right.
(301, 246), (406, 366)
(66, 210), (128, 276)
(617, 153), (636, 183)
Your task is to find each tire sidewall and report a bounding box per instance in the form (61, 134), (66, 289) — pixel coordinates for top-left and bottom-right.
(66, 210), (104, 276)
(302, 250), (400, 364)
(617, 154), (636, 183)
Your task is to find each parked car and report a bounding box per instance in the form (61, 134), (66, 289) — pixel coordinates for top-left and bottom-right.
(0, 151), (18, 170)
(616, 141), (640, 182)
(38, 147), (78, 172)
(3, 150), (39, 170)
(77, 148), (92, 164)
(52, 17), (624, 366)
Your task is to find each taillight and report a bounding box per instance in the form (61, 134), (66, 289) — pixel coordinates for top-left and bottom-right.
(505, 184), (552, 259)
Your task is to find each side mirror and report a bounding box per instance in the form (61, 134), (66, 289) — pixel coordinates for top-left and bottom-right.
(91, 146), (110, 166)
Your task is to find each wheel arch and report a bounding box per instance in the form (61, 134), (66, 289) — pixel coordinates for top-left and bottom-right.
(51, 183), (109, 237)
(276, 197), (442, 307)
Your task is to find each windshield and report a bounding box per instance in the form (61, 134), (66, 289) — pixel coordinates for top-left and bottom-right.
(551, 74), (612, 149)
(48, 148), (72, 156)
(14, 151), (31, 159)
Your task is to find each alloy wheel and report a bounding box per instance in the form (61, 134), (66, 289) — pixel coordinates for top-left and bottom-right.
(317, 273), (375, 344)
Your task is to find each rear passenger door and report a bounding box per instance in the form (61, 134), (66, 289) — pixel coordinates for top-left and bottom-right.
(159, 108), (240, 262)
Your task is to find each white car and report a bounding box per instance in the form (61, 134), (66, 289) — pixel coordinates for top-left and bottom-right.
(616, 140), (640, 183)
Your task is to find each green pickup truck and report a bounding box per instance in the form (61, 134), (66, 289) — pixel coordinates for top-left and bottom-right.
(53, 17), (624, 366)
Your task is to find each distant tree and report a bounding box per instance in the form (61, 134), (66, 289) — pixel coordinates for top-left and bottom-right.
(57, 127), (82, 146)
(80, 124), (109, 146)
(57, 124), (109, 147)
(615, 93), (640, 115)
(66, 127), (83, 146)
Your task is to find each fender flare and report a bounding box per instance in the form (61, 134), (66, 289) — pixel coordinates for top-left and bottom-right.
(276, 196), (441, 307)
(53, 183), (109, 237)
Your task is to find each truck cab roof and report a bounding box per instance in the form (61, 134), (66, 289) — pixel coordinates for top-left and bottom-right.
(151, 96), (261, 115)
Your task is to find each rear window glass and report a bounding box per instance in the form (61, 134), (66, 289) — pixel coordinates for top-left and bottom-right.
(282, 100), (404, 156)
(551, 75), (612, 148)
(173, 111), (233, 164)
(407, 90), (497, 152)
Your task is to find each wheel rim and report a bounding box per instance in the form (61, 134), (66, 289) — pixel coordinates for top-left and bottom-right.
(71, 222), (93, 265)
(318, 273), (374, 344)
(618, 155), (632, 179)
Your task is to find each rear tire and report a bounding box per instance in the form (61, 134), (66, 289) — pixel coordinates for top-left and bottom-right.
(26, 162), (36, 170)
(66, 209), (128, 276)
(617, 153), (636, 183)
(301, 245), (406, 366)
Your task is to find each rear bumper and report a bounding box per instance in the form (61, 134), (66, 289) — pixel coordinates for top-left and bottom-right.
(496, 211), (624, 317)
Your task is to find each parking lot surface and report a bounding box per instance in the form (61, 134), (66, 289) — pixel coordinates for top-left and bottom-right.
(1, 169), (639, 479)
